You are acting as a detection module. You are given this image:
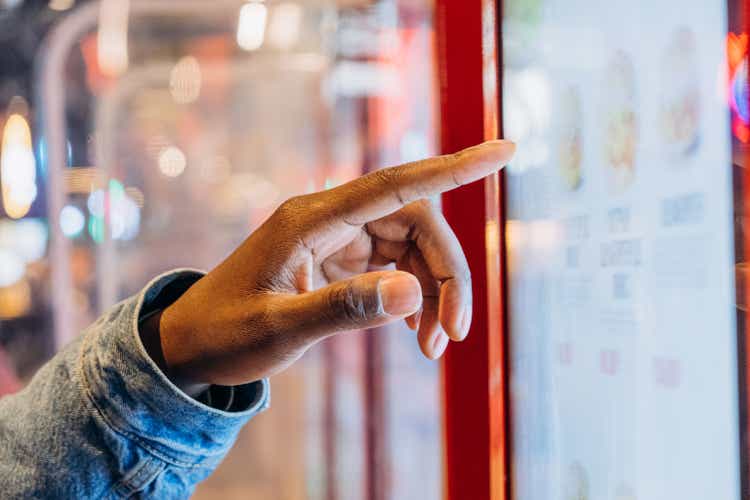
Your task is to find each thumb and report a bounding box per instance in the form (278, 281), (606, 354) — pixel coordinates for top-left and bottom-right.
(272, 270), (423, 342)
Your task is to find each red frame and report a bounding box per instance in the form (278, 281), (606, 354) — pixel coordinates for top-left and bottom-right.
(437, 1), (508, 499)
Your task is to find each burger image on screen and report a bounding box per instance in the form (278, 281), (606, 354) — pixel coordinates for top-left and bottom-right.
(564, 461), (589, 500)
(603, 50), (638, 193)
(558, 86), (584, 191)
(660, 27), (701, 157)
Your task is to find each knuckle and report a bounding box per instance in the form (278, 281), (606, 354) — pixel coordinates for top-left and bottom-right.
(373, 167), (407, 204)
(277, 193), (330, 221)
(333, 283), (367, 322)
(370, 168), (394, 190)
(329, 282), (377, 324)
(267, 192), (335, 254)
(437, 153), (463, 186)
(276, 195), (308, 218)
(412, 198), (435, 214)
(272, 194), (323, 236)
(450, 149), (466, 161)
(402, 199), (440, 241)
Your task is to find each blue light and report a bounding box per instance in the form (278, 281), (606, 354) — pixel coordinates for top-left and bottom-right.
(732, 60), (749, 123)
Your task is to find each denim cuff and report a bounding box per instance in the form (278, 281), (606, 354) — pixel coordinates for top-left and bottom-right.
(79, 269), (270, 468)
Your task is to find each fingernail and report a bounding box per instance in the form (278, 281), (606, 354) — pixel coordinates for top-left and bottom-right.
(433, 333), (449, 358)
(458, 307), (471, 340)
(482, 139), (516, 155)
(466, 140), (516, 168)
(484, 138), (515, 147)
(406, 309), (422, 331)
(380, 274), (422, 316)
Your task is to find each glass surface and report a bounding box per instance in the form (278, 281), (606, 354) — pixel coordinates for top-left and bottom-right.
(502, 1), (742, 498)
(0, 1), (441, 499)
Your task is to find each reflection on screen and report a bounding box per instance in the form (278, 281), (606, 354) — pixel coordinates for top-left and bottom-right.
(502, 1), (741, 498)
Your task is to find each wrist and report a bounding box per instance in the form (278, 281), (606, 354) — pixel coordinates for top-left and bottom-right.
(139, 308), (210, 398)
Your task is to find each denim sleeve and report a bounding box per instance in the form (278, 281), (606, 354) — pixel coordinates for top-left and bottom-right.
(0, 270), (270, 499)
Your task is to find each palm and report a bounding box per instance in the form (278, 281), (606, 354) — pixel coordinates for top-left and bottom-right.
(301, 204), (443, 339)
(312, 209), (425, 286)
(318, 227), (373, 285)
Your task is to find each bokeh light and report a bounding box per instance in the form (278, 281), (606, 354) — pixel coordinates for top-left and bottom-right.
(108, 180), (140, 241)
(88, 215), (104, 244)
(1, 113), (37, 219)
(237, 1), (268, 51)
(97, 0), (129, 77)
(170, 56), (202, 104)
(48, 0), (74, 11)
(85, 181), (141, 242)
(60, 205), (85, 238)
(0, 218), (47, 268)
(158, 146), (187, 177)
(0, 279), (31, 320)
(8, 218), (46, 263)
(87, 189), (106, 217)
(0, 248), (24, 287)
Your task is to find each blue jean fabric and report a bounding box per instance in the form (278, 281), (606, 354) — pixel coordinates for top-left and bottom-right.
(0, 270), (270, 499)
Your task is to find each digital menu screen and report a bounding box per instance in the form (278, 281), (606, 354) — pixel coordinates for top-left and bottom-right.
(502, 0), (743, 498)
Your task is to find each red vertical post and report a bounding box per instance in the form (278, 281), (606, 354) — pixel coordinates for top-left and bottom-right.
(436, 0), (508, 499)
(735, 0), (750, 494)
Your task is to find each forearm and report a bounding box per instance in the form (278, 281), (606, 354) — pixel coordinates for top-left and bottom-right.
(0, 271), (269, 499)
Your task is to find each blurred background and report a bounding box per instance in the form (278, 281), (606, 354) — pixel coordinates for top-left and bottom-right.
(0, 0), (442, 498)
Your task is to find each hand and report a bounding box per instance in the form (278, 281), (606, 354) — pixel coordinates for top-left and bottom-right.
(147, 140), (515, 386)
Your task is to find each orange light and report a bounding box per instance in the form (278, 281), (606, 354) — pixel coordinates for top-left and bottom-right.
(0, 279), (32, 319)
(734, 118), (750, 143)
(727, 32), (748, 73)
(1, 113), (37, 219)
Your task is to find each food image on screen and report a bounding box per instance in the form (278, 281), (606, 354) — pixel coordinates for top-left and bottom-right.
(603, 51), (638, 193)
(660, 27), (701, 157)
(558, 86), (584, 191)
(564, 462), (589, 500)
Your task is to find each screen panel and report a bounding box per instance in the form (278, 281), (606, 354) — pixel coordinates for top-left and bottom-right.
(501, 1), (743, 498)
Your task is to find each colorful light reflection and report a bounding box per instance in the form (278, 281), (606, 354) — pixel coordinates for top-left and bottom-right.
(85, 179), (141, 243)
(728, 32), (750, 143)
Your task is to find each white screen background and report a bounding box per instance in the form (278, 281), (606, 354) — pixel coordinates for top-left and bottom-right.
(502, 1), (741, 499)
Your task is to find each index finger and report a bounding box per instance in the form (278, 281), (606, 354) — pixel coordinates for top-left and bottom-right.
(328, 140), (516, 226)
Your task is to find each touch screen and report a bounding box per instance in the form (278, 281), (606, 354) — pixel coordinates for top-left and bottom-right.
(501, 1), (742, 498)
